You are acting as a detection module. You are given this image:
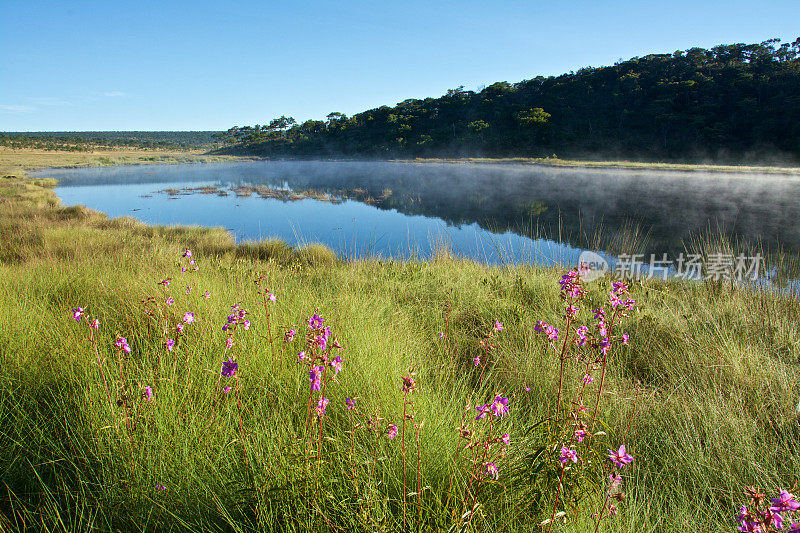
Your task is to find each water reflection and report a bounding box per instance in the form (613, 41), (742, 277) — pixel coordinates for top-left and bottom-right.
(46, 160), (800, 265)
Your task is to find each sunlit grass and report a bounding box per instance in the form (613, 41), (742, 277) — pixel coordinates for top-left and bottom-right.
(0, 146), (248, 178)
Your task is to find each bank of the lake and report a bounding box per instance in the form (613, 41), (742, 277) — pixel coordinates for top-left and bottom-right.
(0, 145), (249, 179)
(1, 152), (798, 531)
(399, 156), (800, 176)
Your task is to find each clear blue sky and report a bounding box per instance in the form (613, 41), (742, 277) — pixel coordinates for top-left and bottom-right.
(1, 0), (798, 131)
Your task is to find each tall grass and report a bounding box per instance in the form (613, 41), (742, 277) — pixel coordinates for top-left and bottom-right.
(0, 177), (798, 531)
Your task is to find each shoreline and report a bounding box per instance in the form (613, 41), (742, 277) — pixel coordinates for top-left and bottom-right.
(391, 156), (800, 175)
(8, 146), (800, 181)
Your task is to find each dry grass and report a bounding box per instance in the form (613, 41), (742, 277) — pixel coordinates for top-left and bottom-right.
(0, 146), (248, 178)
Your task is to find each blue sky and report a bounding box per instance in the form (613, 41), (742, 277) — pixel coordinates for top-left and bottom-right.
(1, 0), (798, 131)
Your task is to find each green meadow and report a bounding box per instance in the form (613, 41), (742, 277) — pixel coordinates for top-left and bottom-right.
(0, 152), (798, 532)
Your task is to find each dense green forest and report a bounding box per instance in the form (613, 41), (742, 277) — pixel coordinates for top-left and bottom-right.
(216, 38), (800, 163)
(0, 131), (221, 151)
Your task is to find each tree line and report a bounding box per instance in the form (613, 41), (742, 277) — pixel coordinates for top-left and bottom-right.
(215, 38), (800, 163)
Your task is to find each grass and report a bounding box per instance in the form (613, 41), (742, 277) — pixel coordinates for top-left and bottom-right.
(0, 154), (799, 531)
(0, 146), (247, 179)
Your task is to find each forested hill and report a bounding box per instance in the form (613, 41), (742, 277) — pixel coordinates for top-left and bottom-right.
(216, 38), (800, 163)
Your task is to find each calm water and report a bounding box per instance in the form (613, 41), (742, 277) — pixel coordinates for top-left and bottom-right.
(41, 161), (800, 270)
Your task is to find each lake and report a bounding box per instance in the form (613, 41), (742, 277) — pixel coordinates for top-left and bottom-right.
(41, 160), (800, 279)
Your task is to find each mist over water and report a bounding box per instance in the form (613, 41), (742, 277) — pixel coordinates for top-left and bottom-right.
(45, 161), (800, 268)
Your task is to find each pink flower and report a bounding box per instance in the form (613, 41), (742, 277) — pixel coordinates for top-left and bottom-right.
(166, 339), (175, 352)
(534, 321), (559, 340)
(500, 433), (510, 445)
(493, 319), (503, 332)
(560, 446), (578, 464)
(622, 333), (630, 345)
(225, 338), (234, 349)
(345, 398), (356, 410)
(573, 429), (587, 442)
(204, 291), (211, 299)
(473, 354), (481, 366)
(222, 386), (232, 393)
(771, 490), (800, 513)
(114, 336), (131, 353)
(298, 351), (307, 362)
(475, 403), (491, 420)
(72, 308), (85, 321)
(142, 386), (153, 401)
(166, 297), (174, 306)
(490, 396), (510, 417)
(607, 445), (633, 468)
(315, 397), (329, 417)
(221, 357), (238, 377)
(308, 314), (323, 328)
(309, 366), (323, 391)
(599, 337), (612, 355)
(387, 424), (398, 439)
(330, 355), (343, 374)
(583, 374), (594, 385)
(611, 282), (628, 294)
(484, 462), (499, 479)
(176, 323), (184, 333)
(575, 326), (589, 346)
(268, 293), (276, 302)
(183, 312), (195, 324)
(89, 319), (100, 329)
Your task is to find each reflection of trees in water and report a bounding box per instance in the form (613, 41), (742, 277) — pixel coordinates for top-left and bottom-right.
(52, 161), (800, 256)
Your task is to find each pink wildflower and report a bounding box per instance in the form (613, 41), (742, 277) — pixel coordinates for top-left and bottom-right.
(771, 490), (800, 513)
(560, 446), (578, 464)
(607, 445), (633, 468)
(315, 397), (329, 417)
